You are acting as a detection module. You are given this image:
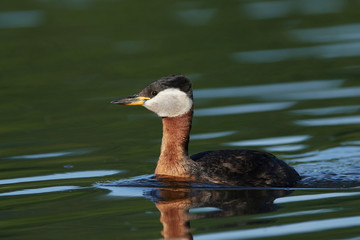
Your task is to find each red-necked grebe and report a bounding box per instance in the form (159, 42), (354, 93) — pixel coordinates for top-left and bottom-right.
(111, 74), (300, 187)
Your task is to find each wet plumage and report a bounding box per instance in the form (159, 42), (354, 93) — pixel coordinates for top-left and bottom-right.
(191, 150), (299, 187)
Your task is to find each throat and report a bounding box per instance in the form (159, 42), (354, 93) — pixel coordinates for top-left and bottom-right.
(155, 109), (194, 177)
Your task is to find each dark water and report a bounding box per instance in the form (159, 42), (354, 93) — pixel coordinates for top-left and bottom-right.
(1, 0), (360, 239)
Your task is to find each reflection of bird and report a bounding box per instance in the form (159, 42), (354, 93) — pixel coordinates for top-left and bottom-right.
(152, 187), (291, 240)
(112, 74), (300, 187)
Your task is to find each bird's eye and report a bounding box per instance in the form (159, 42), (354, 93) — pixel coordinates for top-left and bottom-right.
(151, 91), (158, 96)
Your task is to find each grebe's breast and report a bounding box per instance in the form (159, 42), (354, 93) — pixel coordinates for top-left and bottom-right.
(190, 150), (300, 187)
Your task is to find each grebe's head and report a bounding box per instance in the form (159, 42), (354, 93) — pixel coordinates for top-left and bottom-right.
(111, 74), (193, 117)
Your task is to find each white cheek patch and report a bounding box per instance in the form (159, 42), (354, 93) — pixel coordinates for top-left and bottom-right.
(143, 88), (193, 117)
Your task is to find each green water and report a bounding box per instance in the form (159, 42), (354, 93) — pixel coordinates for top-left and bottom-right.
(1, 0), (360, 239)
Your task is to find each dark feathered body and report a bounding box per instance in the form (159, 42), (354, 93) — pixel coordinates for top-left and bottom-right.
(191, 150), (300, 187)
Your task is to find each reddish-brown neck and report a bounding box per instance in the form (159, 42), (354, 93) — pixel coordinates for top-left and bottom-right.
(156, 202), (193, 240)
(155, 108), (193, 177)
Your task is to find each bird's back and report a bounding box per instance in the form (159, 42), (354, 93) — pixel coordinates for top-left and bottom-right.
(190, 149), (300, 187)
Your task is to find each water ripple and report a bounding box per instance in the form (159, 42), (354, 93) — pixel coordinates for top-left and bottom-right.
(0, 170), (122, 185)
(0, 186), (83, 197)
(191, 131), (236, 140)
(296, 115), (360, 126)
(232, 42), (360, 63)
(100, 186), (148, 198)
(275, 192), (360, 204)
(343, 141), (360, 146)
(189, 207), (222, 213)
(290, 23), (360, 43)
(264, 144), (307, 152)
(224, 135), (310, 147)
(195, 102), (296, 117)
(257, 208), (341, 219)
(0, 10), (44, 29)
(243, 0), (344, 20)
(264, 87), (360, 100)
(194, 80), (343, 99)
(6, 149), (94, 160)
(291, 105), (360, 116)
(286, 146), (360, 163)
(194, 216), (360, 240)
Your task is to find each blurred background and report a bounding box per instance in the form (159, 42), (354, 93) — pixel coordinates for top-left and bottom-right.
(1, 0), (360, 239)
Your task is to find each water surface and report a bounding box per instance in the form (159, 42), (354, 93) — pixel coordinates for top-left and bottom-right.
(1, 0), (360, 239)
